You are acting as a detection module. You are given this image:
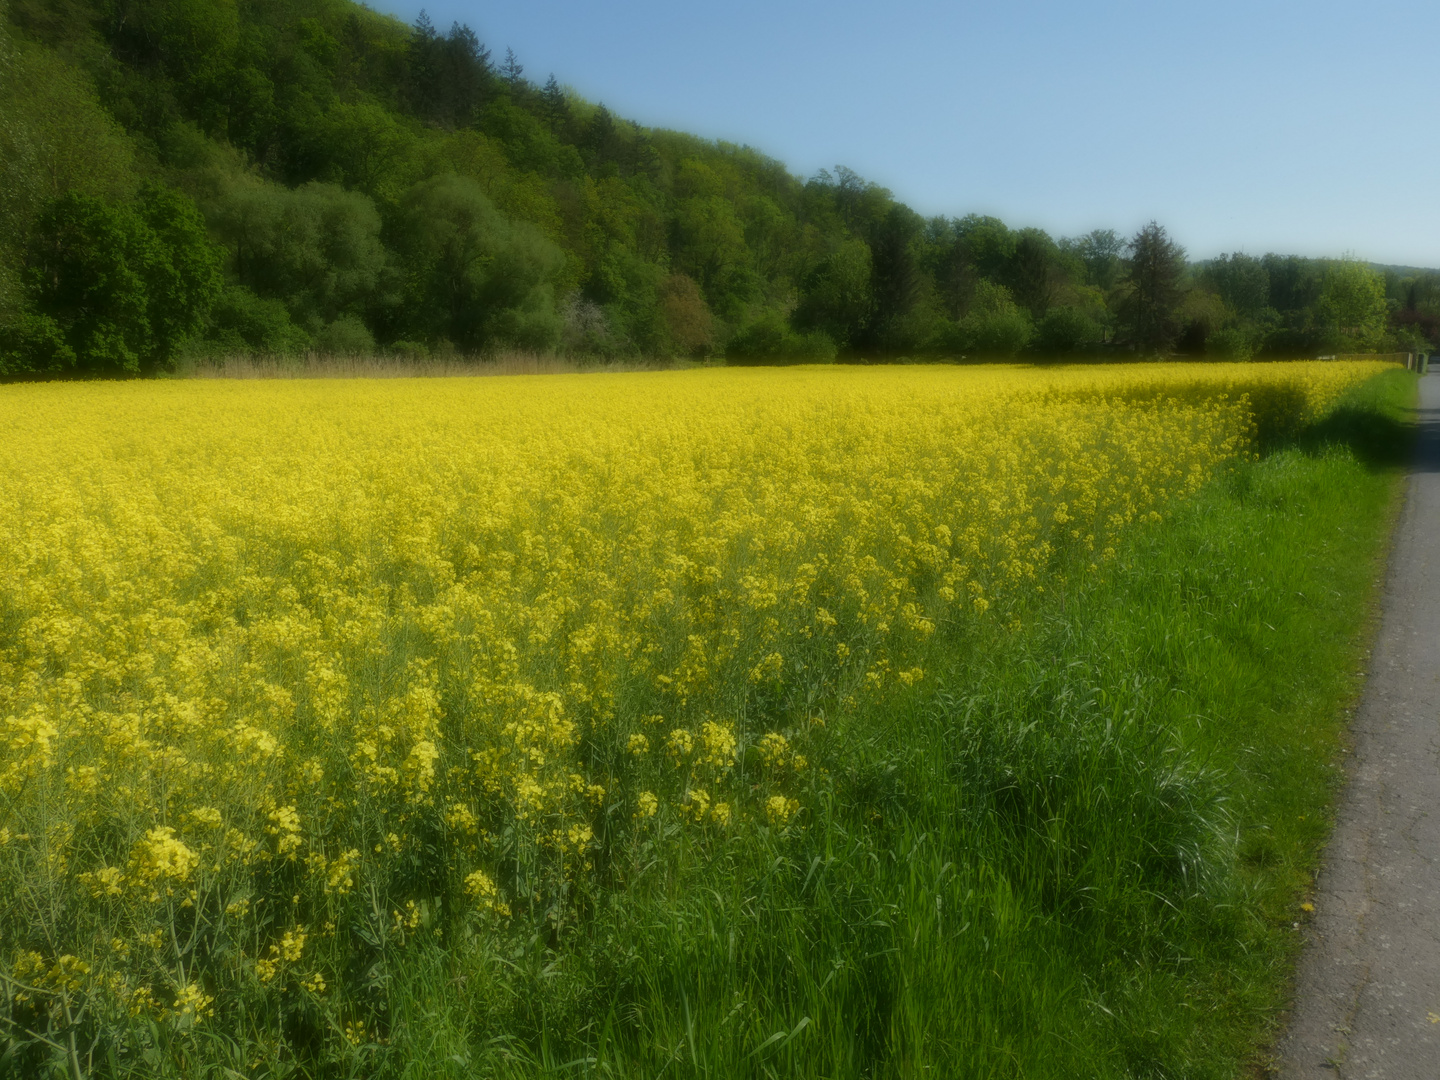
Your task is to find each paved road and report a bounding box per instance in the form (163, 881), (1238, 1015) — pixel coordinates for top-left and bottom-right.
(1278, 372), (1440, 1078)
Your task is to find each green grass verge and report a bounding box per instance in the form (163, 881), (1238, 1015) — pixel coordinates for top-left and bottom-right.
(544, 367), (1408, 1080)
(12, 370), (1413, 1080)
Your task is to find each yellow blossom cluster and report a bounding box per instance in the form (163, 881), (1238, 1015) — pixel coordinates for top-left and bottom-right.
(0, 361), (1384, 1035)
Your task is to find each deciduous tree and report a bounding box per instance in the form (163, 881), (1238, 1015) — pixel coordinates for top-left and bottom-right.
(19, 185), (221, 374)
(397, 173), (566, 352)
(1319, 260), (1387, 349)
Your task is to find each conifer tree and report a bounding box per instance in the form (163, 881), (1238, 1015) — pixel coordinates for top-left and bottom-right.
(541, 74), (568, 126)
(1121, 221), (1187, 354)
(502, 47), (524, 88)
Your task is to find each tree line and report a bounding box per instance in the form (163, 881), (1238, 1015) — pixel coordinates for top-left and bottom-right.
(2, 0), (1435, 377)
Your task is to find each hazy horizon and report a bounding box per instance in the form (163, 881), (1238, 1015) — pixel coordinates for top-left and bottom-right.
(374, 0), (1437, 267)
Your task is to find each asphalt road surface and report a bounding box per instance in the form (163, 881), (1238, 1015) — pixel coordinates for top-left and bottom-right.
(1278, 371), (1440, 1078)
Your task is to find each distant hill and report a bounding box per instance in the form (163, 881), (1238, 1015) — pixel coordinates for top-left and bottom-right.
(2, 0), (1438, 374)
(1371, 263), (1440, 277)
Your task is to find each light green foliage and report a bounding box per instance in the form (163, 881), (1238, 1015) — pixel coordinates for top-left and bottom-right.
(1320, 259), (1388, 349)
(1207, 325), (1255, 360)
(0, 46), (135, 210)
(480, 97), (584, 178)
(313, 100), (422, 199)
(725, 312), (837, 363)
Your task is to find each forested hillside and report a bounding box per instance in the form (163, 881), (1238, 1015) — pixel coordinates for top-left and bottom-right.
(2, 0), (1437, 376)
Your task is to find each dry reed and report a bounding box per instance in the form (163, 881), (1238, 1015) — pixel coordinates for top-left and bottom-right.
(178, 351), (697, 380)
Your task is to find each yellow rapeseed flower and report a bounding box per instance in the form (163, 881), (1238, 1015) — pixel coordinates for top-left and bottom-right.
(0, 361), (1385, 1027)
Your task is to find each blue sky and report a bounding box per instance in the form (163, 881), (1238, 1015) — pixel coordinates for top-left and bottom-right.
(374, 0), (1437, 267)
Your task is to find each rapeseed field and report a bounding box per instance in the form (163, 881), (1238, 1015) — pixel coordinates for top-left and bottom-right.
(0, 362), (1392, 1076)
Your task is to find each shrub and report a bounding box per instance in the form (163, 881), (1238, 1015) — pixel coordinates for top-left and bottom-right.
(1208, 326), (1254, 361)
(205, 285), (311, 355)
(1033, 306), (1102, 355)
(726, 315), (836, 364)
(314, 314), (376, 356)
(929, 282), (1035, 358)
(0, 312), (75, 376)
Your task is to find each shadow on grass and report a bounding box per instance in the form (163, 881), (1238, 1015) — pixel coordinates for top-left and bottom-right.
(1280, 377), (1432, 473)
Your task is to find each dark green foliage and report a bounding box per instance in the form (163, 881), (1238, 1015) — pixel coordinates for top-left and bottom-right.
(17, 185), (221, 375)
(20, 192), (153, 374)
(208, 179), (385, 325)
(1034, 304), (1102, 354)
(656, 272), (715, 356)
(1188, 253), (1437, 360)
(956, 214), (1019, 284)
(539, 74), (568, 127)
(1389, 269), (1440, 346)
(205, 284), (310, 354)
(0, 311), (75, 375)
(1009, 227), (1062, 318)
(314, 311), (375, 354)
(397, 174), (565, 353)
(794, 238), (873, 348)
(864, 204), (926, 348)
(935, 279), (1034, 357)
(1120, 220), (1187, 354)
(407, 15), (492, 130)
(1201, 252), (1270, 319)
(1070, 228), (1125, 291)
(134, 183), (226, 356)
(1265, 252), (1325, 314)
